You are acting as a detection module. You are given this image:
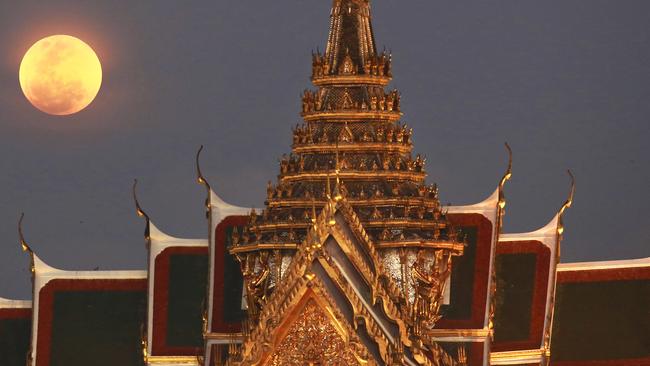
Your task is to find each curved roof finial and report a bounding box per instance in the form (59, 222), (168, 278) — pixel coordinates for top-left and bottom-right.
(498, 142), (513, 209)
(196, 145), (212, 218)
(132, 179), (151, 241)
(196, 145), (211, 191)
(499, 142), (513, 190)
(557, 170), (575, 235)
(18, 213), (35, 274)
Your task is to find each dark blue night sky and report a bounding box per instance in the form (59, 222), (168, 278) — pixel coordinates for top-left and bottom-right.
(1, 1), (648, 298)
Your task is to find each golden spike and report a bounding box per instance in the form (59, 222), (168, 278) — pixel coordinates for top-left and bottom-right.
(333, 144), (343, 201)
(18, 213), (35, 275)
(132, 179), (151, 242)
(324, 171), (336, 226)
(557, 170), (575, 235)
(325, 170), (332, 200)
(334, 142), (341, 172)
(311, 198), (318, 224)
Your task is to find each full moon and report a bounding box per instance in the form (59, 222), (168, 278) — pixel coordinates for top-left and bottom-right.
(19, 35), (102, 116)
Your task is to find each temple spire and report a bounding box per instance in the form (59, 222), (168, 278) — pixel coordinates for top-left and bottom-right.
(324, 0), (376, 75)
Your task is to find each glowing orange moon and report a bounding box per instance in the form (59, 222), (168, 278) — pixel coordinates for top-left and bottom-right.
(19, 35), (102, 116)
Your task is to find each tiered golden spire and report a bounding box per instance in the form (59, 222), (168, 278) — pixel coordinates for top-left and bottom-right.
(233, 0), (459, 252)
(227, 2), (466, 362)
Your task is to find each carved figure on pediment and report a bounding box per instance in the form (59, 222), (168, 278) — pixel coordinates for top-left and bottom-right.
(383, 155), (391, 171)
(376, 126), (385, 142)
(396, 129), (404, 144)
(241, 252), (270, 319)
(339, 50), (356, 75)
(267, 181), (275, 200)
(371, 206), (383, 220)
(386, 128), (394, 143)
(371, 159), (379, 171)
(339, 123), (353, 142)
(319, 132), (329, 144)
(411, 250), (453, 334)
(361, 130), (373, 142)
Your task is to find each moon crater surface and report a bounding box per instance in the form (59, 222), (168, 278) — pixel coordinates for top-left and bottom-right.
(19, 35), (102, 116)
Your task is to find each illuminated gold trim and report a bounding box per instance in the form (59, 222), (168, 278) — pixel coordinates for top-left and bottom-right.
(280, 170), (425, 183)
(376, 241), (464, 253)
(230, 243), (298, 254)
(311, 74), (391, 86)
(425, 328), (490, 339)
(268, 197), (440, 208)
(361, 219), (447, 229)
(146, 355), (200, 365)
(302, 110), (402, 122)
(315, 257), (391, 361)
(254, 218), (446, 231)
(490, 348), (544, 364)
(293, 142), (411, 154)
(255, 222), (311, 230)
(324, 221), (413, 351)
(205, 332), (244, 341)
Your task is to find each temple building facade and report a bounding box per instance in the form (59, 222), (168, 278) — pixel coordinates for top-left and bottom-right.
(1, 1), (649, 365)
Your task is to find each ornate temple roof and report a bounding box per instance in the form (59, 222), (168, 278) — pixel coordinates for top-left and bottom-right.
(3, 2), (650, 366)
(222, 1), (477, 364)
(231, 0), (465, 297)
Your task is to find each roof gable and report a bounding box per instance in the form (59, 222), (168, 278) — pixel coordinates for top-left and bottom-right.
(232, 198), (462, 366)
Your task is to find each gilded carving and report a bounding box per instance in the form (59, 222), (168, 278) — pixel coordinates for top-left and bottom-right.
(267, 300), (364, 366)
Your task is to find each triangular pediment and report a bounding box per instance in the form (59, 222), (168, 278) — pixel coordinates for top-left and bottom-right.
(263, 286), (372, 366)
(232, 198), (460, 366)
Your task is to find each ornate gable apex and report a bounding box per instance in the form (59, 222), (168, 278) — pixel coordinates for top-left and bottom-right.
(236, 275), (374, 365)
(231, 196), (464, 366)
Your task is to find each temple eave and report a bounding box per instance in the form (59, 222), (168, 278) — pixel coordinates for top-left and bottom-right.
(279, 170), (426, 183)
(301, 110), (402, 122)
(312, 74), (391, 86)
(267, 197), (440, 208)
(292, 142), (412, 154)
